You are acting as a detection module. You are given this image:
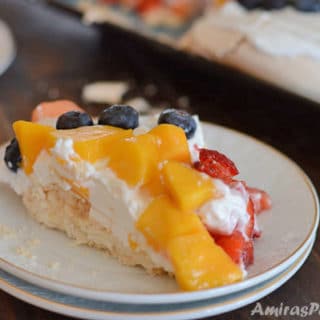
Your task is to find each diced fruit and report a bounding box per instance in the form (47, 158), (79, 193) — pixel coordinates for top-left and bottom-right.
(169, 0), (200, 18)
(136, 195), (204, 250)
(56, 111), (94, 130)
(246, 186), (272, 214)
(158, 109), (197, 139)
(13, 121), (133, 172)
(98, 105), (139, 129)
(54, 125), (133, 164)
(238, 0), (263, 9)
(214, 231), (254, 268)
(13, 121), (55, 174)
(149, 124), (191, 163)
(107, 133), (159, 186)
(141, 173), (166, 197)
(162, 161), (214, 211)
(4, 138), (22, 173)
(168, 232), (243, 290)
(246, 198), (255, 238)
(195, 149), (239, 181)
(263, 0), (287, 9)
(294, 0), (320, 12)
(137, 0), (161, 12)
(31, 100), (84, 122)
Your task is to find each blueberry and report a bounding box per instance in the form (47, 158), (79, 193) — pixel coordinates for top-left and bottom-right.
(98, 105), (139, 129)
(238, 0), (263, 9)
(294, 0), (320, 11)
(4, 138), (22, 173)
(158, 109), (197, 139)
(56, 111), (94, 130)
(262, 0), (287, 9)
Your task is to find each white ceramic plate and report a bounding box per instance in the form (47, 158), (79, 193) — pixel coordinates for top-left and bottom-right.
(0, 235), (315, 320)
(0, 20), (15, 76)
(0, 123), (318, 304)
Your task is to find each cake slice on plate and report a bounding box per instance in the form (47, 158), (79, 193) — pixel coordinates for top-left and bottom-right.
(0, 100), (271, 291)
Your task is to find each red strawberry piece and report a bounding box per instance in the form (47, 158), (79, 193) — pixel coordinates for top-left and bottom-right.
(137, 0), (161, 12)
(246, 198), (255, 238)
(246, 186), (272, 214)
(194, 149), (239, 181)
(214, 231), (254, 268)
(243, 238), (254, 267)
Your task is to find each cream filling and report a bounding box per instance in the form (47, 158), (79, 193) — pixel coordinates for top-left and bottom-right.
(199, 179), (249, 238)
(197, 2), (320, 60)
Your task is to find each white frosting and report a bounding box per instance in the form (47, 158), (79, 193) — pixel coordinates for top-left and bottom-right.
(199, 179), (249, 237)
(204, 2), (320, 60)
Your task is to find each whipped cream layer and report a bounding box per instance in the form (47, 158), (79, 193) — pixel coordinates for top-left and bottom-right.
(200, 2), (320, 60)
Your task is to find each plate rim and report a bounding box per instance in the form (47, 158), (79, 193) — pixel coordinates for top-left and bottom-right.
(0, 122), (319, 304)
(0, 235), (315, 320)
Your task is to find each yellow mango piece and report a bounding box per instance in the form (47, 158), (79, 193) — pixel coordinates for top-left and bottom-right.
(168, 232), (243, 291)
(162, 161), (214, 211)
(149, 124), (191, 164)
(141, 173), (166, 197)
(136, 195), (204, 251)
(53, 125), (132, 163)
(107, 133), (159, 186)
(13, 121), (55, 174)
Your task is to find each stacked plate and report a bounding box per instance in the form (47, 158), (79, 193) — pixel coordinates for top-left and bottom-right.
(0, 20), (15, 76)
(0, 123), (318, 320)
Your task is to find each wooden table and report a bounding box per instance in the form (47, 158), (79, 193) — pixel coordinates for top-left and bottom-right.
(0, 0), (319, 319)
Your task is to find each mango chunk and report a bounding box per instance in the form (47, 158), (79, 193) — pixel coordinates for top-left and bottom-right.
(53, 125), (132, 163)
(107, 133), (159, 186)
(162, 161), (215, 211)
(141, 173), (166, 197)
(13, 121), (55, 174)
(167, 232), (243, 291)
(149, 124), (191, 164)
(136, 195), (204, 251)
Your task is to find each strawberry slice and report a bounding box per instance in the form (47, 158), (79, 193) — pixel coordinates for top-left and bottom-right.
(246, 186), (272, 214)
(214, 231), (253, 268)
(246, 198), (255, 238)
(194, 149), (239, 181)
(137, 0), (161, 12)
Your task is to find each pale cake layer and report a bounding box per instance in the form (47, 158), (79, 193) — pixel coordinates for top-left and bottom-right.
(22, 181), (165, 275)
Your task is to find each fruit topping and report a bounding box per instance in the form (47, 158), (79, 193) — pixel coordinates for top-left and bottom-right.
(54, 125), (133, 164)
(246, 186), (272, 214)
(238, 0), (320, 11)
(136, 195), (204, 250)
(13, 121), (55, 174)
(149, 124), (191, 163)
(98, 105), (139, 129)
(294, 0), (320, 12)
(31, 100), (84, 123)
(194, 149), (239, 181)
(136, 195), (243, 290)
(214, 231), (254, 268)
(158, 109), (197, 139)
(107, 133), (159, 186)
(56, 111), (94, 130)
(162, 161), (215, 211)
(168, 232), (243, 290)
(4, 138), (22, 173)
(238, 0), (263, 9)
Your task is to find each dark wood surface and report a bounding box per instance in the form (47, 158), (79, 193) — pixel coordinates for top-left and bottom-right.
(0, 0), (319, 319)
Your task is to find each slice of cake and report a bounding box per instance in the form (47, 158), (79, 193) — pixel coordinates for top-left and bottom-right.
(0, 100), (271, 291)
